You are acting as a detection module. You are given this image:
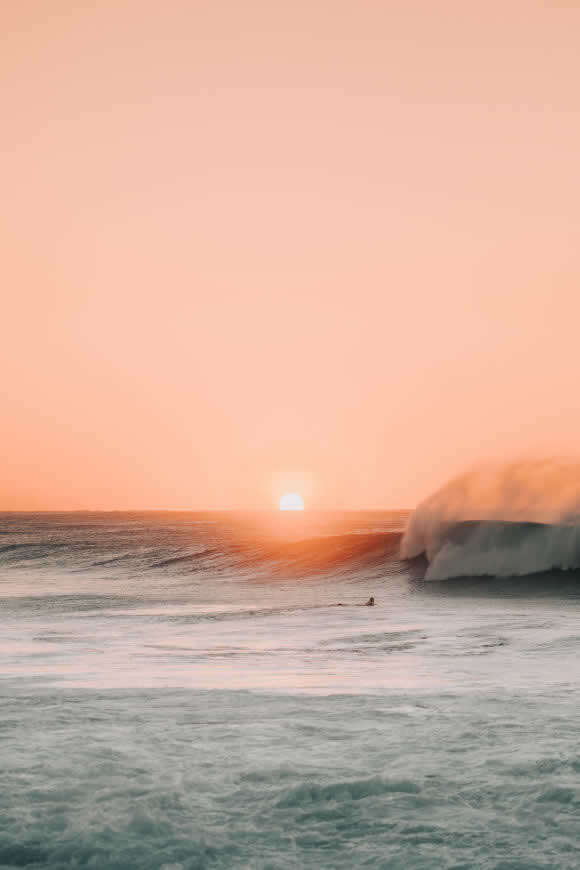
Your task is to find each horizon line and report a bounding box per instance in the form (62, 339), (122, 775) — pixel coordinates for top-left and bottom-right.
(0, 507), (414, 514)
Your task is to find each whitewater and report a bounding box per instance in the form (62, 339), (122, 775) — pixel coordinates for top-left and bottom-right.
(2, 506), (580, 869)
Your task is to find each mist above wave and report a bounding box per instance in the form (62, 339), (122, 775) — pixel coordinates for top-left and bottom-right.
(401, 460), (580, 580)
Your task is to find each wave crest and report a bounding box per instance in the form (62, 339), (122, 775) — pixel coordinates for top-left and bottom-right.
(401, 460), (580, 580)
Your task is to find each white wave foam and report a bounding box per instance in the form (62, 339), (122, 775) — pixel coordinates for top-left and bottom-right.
(401, 460), (580, 580)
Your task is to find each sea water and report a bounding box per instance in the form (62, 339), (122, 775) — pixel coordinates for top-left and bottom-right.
(2, 511), (580, 869)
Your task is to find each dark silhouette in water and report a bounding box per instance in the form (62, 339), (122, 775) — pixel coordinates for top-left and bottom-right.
(336, 596), (376, 607)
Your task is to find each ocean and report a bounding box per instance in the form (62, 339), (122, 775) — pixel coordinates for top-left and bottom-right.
(2, 510), (580, 869)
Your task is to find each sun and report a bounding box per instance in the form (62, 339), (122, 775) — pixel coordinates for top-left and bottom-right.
(279, 492), (304, 511)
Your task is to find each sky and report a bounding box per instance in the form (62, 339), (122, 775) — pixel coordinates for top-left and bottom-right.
(2, 0), (580, 510)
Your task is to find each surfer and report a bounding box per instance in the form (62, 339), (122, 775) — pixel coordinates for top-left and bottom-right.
(336, 596), (375, 607)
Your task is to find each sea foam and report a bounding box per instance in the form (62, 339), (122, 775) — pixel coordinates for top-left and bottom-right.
(401, 459), (580, 579)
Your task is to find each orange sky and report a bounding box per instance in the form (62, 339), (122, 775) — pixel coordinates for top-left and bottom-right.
(2, 0), (580, 510)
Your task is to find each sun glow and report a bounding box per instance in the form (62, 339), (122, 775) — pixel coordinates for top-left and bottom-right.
(279, 492), (304, 511)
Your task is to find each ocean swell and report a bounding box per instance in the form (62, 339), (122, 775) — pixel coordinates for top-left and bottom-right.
(0, 513), (405, 582)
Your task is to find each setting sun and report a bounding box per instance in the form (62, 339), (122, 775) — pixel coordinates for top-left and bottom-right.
(279, 492), (304, 511)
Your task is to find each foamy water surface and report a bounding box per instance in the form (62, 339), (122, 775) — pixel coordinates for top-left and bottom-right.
(2, 512), (580, 869)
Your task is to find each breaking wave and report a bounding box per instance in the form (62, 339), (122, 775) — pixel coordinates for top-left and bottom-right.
(401, 460), (580, 580)
(408, 520), (580, 581)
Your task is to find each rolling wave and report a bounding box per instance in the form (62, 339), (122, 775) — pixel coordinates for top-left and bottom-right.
(400, 461), (580, 580)
(255, 532), (402, 576)
(0, 514), (404, 581)
(405, 520), (580, 580)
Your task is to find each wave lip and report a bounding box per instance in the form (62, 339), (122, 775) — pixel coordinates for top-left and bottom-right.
(400, 461), (580, 580)
(403, 519), (580, 581)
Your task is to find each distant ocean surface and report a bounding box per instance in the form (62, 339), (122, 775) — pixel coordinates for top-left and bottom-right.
(2, 510), (580, 869)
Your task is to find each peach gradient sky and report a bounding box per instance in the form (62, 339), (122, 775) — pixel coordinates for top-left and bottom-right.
(2, 1), (580, 510)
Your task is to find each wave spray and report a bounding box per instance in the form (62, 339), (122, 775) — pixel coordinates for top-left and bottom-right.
(401, 459), (580, 580)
